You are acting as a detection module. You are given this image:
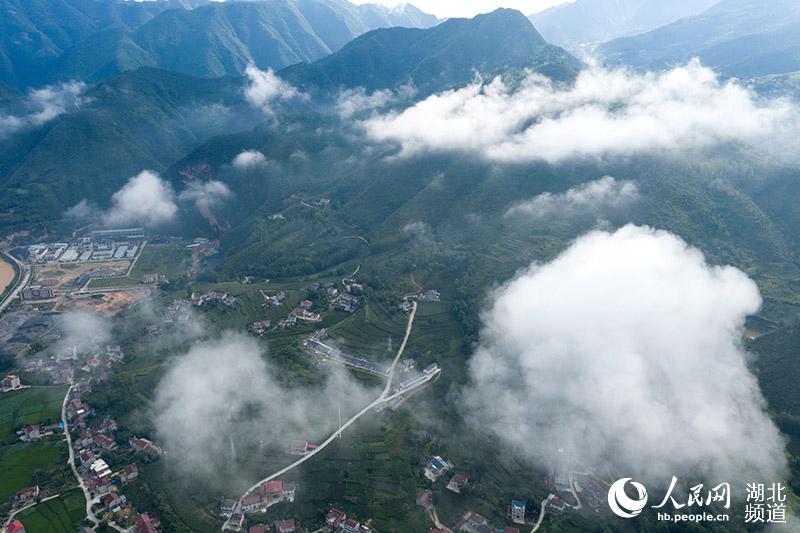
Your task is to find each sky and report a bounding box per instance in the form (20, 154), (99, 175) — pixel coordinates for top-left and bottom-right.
(350, 0), (573, 18)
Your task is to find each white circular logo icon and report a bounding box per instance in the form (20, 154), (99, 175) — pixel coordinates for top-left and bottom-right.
(608, 478), (648, 518)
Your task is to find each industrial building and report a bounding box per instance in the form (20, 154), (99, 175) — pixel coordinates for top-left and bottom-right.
(20, 286), (55, 301)
(89, 228), (145, 240)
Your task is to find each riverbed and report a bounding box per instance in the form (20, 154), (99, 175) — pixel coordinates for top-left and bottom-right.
(0, 255), (16, 295)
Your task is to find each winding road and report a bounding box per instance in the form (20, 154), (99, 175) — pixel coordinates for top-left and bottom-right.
(61, 382), (101, 531)
(224, 302), (423, 531)
(567, 473), (583, 510)
(530, 499), (547, 532)
(428, 506), (449, 531)
(530, 473), (583, 532)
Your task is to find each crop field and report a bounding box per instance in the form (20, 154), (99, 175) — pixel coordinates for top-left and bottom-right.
(0, 386), (66, 445)
(326, 301), (408, 361)
(14, 490), (86, 532)
(0, 441), (70, 504)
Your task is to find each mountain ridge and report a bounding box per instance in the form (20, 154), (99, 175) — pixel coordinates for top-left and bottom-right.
(281, 8), (580, 94)
(0, 0), (438, 89)
(0, 67), (251, 229)
(529, 0), (719, 49)
(599, 0), (800, 78)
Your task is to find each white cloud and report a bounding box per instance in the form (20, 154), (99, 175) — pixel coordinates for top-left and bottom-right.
(335, 84), (416, 119)
(244, 65), (302, 114)
(402, 221), (430, 235)
(0, 81), (87, 139)
(153, 332), (377, 481)
(507, 176), (638, 217)
(232, 150), (267, 169)
(53, 311), (112, 357)
(336, 88), (394, 119)
(101, 170), (178, 228)
(178, 180), (232, 212)
(362, 60), (799, 164)
(464, 225), (786, 485)
(67, 172), (229, 227)
(64, 199), (98, 220)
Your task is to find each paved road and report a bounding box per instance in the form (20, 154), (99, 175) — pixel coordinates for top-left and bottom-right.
(225, 303), (422, 531)
(382, 301), (416, 396)
(61, 382), (101, 531)
(80, 240), (148, 291)
(428, 506), (450, 532)
(2, 493), (62, 529)
(341, 235), (369, 245)
(530, 474), (582, 533)
(530, 499), (547, 532)
(567, 473), (582, 510)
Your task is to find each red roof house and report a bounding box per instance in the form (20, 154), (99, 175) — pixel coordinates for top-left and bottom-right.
(7, 519), (26, 533)
(275, 518), (296, 533)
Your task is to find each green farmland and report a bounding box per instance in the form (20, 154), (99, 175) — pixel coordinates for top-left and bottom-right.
(14, 490), (86, 532)
(0, 442), (70, 505)
(0, 386), (66, 445)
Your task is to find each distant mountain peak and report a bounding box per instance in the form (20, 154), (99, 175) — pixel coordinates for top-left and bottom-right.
(280, 8), (578, 95)
(390, 2), (412, 12)
(530, 0), (719, 49)
(0, 0), (439, 89)
(599, 0), (800, 78)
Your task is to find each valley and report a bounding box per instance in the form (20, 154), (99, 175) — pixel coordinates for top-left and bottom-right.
(1, 1), (800, 533)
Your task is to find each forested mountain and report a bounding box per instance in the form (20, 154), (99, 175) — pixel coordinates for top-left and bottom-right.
(282, 9), (580, 94)
(599, 0), (800, 78)
(0, 68), (250, 229)
(174, 118), (799, 300)
(0, 0), (200, 88)
(2, 3), (800, 533)
(529, 0), (718, 49)
(0, 9), (577, 228)
(0, 0), (437, 89)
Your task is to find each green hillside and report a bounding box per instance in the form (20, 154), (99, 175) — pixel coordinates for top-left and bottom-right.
(281, 9), (580, 94)
(0, 67), (249, 229)
(753, 326), (800, 418)
(0, 0), (187, 88)
(599, 0), (800, 78)
(1, 7), (800, 530)
(1, 0), (438, 89)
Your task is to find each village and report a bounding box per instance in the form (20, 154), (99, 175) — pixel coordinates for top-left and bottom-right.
(220, 480), (400, 533)
(62, 383), (165, 532)
(256, 278), (367, 333)
(414, 453), (610, 533)
(2, 228), (587, 533)
(0, 329), (166, 533)
(217, 444), (601, 533)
